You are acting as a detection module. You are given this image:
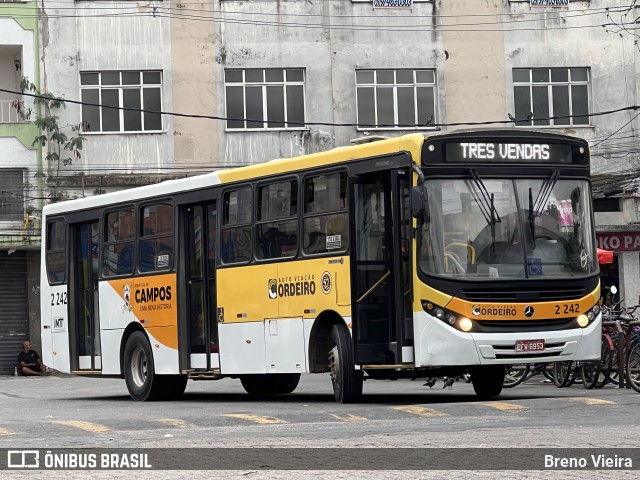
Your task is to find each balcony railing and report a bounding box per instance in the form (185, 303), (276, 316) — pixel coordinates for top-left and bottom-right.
(0, 100), (28, 123)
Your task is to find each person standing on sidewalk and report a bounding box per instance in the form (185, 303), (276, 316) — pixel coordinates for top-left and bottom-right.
(18, 340), (49, 376)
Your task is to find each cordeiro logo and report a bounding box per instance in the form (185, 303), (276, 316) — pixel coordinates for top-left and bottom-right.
(321, 271), (332, 295)
(268, 279), (278, 299)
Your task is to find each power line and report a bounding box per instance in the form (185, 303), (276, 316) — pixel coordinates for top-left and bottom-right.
(2, 86), (640, 129)
(4, 5), (637, 33)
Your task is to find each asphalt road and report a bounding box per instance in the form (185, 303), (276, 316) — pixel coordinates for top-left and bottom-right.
(1, 373), (639, 479)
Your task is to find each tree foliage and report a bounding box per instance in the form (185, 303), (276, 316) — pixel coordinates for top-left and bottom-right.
(19, 77), (86, 202)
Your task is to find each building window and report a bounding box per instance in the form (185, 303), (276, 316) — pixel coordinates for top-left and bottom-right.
(80, 71), (162, 133)
(0, 169), (24, 220)
(224, 68), (306, 130)
(356, 69), (436, 130)
(513, 67), (590, 127)
(593, 198), (622, 213)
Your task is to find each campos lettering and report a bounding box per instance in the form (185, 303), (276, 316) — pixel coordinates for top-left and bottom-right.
(135, 286), (172, 303)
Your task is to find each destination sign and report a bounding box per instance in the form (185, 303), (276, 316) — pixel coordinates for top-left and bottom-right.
(444, 142), (573, 163)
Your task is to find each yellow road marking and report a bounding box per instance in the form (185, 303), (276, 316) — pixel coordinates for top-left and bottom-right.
(222, 414), (288, 424)
(0, 427), (17, 436)
(392, 406), (449, 417)
(328, 413), (368, 422)
(154, 418), (196, 429)
(50, 420), (110, 432)
(565, 397), (617, 406)
(481, 402), (527, 412)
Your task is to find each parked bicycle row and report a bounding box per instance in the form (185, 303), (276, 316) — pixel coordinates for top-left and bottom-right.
(504, 292), (640, 393)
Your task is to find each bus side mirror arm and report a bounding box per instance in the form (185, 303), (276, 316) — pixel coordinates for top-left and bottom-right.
(411, 185), (429, 226)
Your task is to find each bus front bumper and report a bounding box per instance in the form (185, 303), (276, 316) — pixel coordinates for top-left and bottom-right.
(413, 311), (602, 367)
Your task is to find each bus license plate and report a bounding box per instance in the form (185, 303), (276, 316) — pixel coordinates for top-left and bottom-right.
(515, 340), (545, 352)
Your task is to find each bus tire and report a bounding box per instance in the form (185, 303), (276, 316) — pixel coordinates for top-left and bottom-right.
(123, 331), (166, 401)
(167, 375), (188, 399)
(240, 373), (301, 396)
(470, 365), (504, 398)
(328, 324), (363, 404)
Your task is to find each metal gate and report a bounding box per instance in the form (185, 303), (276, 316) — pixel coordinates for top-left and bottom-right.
(0, 250), (28, 375)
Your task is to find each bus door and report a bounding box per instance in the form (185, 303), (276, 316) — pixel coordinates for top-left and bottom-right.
(70, 221), (101, 371)
(351, 168), (412, 365)
(185, 204), (219, 371)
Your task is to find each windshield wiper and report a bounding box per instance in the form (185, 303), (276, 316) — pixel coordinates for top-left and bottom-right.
(533, 170), (560, 217)
(467, 168), (502, 226)
(528, 170), (560, 247)
(467, 169), (502, 263)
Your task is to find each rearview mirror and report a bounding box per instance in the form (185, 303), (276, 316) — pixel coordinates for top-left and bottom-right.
(411, 186), (424, 220)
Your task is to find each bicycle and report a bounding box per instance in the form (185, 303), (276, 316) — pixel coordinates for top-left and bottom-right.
(504, 363), (553, 388)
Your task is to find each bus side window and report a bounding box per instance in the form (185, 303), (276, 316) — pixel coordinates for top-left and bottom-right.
(46, 220), (66, 284)
(138, 204), (174, 273)
(303, 172), (348, 255)
(103, 207), (135, 277)
(222, 187), (253, 265)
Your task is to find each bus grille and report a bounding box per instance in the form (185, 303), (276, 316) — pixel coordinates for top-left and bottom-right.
(473, 319), (578, 334)
(459, 287), (586, 302)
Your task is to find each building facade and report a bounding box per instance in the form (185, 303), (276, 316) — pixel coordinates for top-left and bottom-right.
(1, 0), (639, 373)
(0, 0), (42, 374)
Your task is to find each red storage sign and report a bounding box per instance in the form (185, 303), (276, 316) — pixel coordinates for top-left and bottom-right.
(596, 232), (640, 252)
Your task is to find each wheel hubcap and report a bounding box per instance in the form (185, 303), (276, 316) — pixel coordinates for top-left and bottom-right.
(130, 346), (147, 388)
(329, 346), (340, 385)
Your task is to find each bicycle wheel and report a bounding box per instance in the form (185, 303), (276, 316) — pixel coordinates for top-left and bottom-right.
(564, 363), (578, 387)
(581, 361), (600, 389)
(595, 335), (614, 389)
(607, 329), (620, 385)
(541, 363), (554, 382)
(625, 342), (640, 393)
(553, 361), (573, 388)
(503, 364), (530, 388)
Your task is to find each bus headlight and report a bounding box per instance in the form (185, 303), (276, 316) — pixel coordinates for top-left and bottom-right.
(422, 300), (471, 332)
(458, 318), (473, 332)
(576, 314), (589, 328)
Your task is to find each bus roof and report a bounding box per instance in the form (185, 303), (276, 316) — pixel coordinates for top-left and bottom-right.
(42, 133), (425, 216)
(41, 128), (587, 217)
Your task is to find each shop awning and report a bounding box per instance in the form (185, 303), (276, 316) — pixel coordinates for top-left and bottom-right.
(597, 248), (614, 265)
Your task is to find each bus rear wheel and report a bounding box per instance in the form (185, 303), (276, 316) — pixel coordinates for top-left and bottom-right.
(240, 373), (301, 396)
(124, 331), (180, 401)
(328, 324), (363, 404)
(471, 365), (505, 398)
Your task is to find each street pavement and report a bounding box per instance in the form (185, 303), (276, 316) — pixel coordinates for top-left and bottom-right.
(1, 373), (639, 478)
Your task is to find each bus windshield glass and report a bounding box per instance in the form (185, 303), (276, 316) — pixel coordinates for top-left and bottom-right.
(418, 177), (597, 279)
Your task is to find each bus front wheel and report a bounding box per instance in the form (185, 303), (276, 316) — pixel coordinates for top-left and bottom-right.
(124, 332), (168, 401)
(470, 365), (505, 398)
(328, 324), (363, 404)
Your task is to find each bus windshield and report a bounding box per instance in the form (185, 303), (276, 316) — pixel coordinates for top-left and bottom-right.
(418, 177), (597, 279)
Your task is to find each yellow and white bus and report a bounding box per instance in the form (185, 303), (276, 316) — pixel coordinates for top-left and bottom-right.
(40, 129), (601, 402)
